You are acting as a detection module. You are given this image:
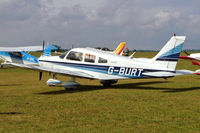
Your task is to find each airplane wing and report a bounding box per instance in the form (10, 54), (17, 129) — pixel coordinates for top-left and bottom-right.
(4, 62), (94, 79)
(143, 70), (194, 78)
(0, 45), (57, 52)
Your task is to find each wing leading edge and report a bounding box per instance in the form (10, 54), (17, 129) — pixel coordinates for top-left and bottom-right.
(5, 63), (94, 79)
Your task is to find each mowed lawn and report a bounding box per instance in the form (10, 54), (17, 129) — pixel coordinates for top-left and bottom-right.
(0, 52), (200, 133)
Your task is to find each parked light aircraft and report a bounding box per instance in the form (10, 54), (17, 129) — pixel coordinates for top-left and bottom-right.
(0, 41), (125, 68)
(0, 43), (57, 68)
(4, 35), (194, 88)
(179, 53), (200, 66)
(179, 53), (200, 74)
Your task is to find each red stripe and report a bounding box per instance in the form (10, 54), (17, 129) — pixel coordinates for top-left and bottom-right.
(192, 61), (200, 66)
(179, 56), (195, 60)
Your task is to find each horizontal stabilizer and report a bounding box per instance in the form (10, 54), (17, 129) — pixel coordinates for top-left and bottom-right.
(143, 70), (194, 78)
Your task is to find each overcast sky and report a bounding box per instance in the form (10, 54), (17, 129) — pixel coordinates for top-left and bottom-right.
(0, 0), (199, 50)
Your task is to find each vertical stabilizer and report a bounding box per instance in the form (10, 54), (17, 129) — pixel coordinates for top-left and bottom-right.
(42, 44), (58, 56)
(152, 35), (186, 70)
(113, 42), (126, 55)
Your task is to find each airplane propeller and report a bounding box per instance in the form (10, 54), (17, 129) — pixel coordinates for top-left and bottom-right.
(43, 40), (45, 51)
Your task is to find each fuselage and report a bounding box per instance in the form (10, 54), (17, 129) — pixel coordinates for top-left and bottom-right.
(38, 48), (175, 80)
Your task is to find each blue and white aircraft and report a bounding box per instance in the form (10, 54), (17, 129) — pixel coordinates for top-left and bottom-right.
(5, 35), (194, 88)
(0, 44), (57, 67)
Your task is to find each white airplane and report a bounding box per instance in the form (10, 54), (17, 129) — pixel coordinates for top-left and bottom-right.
(180, 52), (200, 60)
(0, 42), (125, 68)
(5, 35), (194, 89)
(179, 53), (200, 74)
(0, 43), (57, 67)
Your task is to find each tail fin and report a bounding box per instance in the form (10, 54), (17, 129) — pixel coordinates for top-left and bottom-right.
(152, 35), (186, 70)
(113, 42), (126, 55)
(42, 45), (58, 56)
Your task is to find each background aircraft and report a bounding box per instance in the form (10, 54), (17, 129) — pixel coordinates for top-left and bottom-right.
(179, 53), (200, 74)
(5, 35), (194, 89)
(0, 43), (57, 68)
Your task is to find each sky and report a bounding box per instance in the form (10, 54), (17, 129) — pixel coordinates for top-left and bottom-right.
(0, 0), (200, 50)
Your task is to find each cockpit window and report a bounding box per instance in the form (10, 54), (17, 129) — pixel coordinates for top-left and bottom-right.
(84, 54), (96, 63)
(98, 57), (107, 63)
(10, 52), (23, 58)
(59, 51), (68, 59)
(66, 51), (83, 61)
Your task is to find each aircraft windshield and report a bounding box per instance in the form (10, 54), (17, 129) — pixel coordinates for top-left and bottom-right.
(10, 52), (23, 58)
(66, 51), (83, 61)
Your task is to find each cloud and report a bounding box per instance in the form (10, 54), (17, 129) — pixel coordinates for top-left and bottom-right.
(0, 0), (200, 49)
(137, 9), (180, 30)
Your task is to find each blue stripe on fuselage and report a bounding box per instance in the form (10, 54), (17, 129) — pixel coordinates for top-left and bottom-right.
(39, 60), (174, 78)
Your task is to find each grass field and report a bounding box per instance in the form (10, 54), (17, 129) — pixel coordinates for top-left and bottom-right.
(0, 52), (200, 133)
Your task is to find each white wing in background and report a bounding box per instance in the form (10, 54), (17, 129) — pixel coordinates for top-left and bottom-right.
(0, 46), (44, 52)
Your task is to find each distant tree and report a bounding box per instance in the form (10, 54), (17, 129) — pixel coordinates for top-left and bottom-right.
(52, 44), (61, 51)
(95, 47), (111, 51)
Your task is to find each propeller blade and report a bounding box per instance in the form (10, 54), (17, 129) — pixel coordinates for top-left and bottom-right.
(39, 72), (43, 80)
(43, 40), (45, 51)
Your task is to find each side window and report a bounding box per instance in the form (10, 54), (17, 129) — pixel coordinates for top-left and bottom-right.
(98, 57), (107, 63)
(66, 51), (83, 61)
(59, 51), (68, 59)
(10, 52), (23, 58)
(84, 54), (96, 63)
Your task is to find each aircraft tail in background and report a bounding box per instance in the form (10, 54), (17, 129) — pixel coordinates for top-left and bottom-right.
(113, 42), (126, 55)
(42, 45), (58, 56)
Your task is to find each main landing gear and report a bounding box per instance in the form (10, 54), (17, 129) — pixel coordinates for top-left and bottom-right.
(100, 80), (118, 87)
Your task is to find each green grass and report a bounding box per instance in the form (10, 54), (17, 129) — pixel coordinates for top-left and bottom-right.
(0, 52), (200, 133)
